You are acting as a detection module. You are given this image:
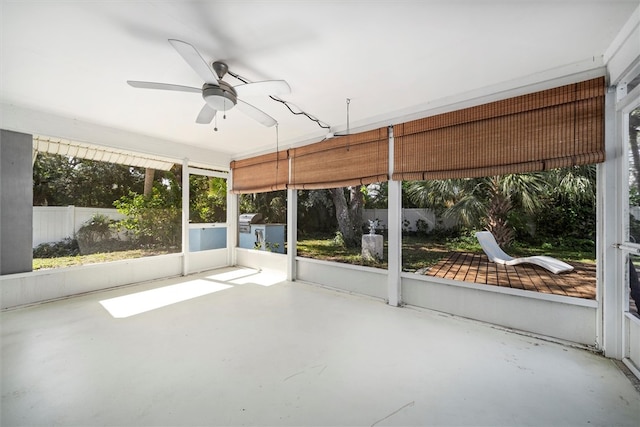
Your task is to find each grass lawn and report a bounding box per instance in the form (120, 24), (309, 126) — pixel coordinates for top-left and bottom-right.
(33, 248), (177, 270)
(296, 234), (596, 272)
(296, 235), (463, 271)
(33, 234), (596, 272)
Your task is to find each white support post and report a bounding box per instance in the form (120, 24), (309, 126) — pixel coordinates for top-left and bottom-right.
(387, 126), (402, 306)
(181, 158), (190, 276)
(287, 187), (297, 281)
(227, 170), (238, 267)
(598, 87), (623, 357)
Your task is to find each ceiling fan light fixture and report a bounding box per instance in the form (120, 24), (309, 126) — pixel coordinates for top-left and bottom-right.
(129, 40), (281, 126)
(202, 82), (237, 111)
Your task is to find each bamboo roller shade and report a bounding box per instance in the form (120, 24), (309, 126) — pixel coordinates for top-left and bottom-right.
(288, 127), (389, 190)
(392, 77), (605, 180)
(230, 77), (605, 193)
(230, 150), (288, 194)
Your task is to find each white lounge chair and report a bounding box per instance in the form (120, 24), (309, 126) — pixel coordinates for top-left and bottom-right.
(475, 231), (574, 274)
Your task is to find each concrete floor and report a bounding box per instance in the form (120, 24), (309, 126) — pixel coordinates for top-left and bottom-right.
(1, 266), (639, 426)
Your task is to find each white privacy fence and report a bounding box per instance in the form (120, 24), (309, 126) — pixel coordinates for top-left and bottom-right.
(33, 207), (456, 247)
(33, 206), (126, 247)
(362, 208), (458, 232)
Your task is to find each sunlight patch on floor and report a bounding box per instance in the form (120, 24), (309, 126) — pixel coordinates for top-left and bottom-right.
(99, 280), (232, 318)
(206, 268), (286, 287)
(205, 268), (261, 282)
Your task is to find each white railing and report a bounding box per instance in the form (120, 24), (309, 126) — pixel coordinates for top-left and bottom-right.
(33, 206), (125, 247)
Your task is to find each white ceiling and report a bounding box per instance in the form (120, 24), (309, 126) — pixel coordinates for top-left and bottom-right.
(1, 1), (638, 168)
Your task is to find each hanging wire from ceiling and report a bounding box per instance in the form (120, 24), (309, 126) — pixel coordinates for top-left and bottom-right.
(227, 70), (331, 130)
(323, 98), (350, 141)
(345, 97), (350, 135)
(344, 98), (351, 150)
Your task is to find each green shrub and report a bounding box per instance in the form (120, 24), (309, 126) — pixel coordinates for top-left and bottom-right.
(534, 202), (595, 240)
(114, 188), (181, 249)
(630, 216), (640, 243)
(415, 219), (430, 237)
(76, 213), (114, 252)
(33, 238), (79, 258)
(402, 219), (411, 235)
(333, 231), (346, 248)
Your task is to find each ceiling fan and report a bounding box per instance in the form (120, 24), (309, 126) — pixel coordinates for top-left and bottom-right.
(127, 39), (290, 128)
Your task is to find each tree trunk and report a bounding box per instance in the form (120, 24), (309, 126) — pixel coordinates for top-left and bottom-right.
(143, 168), (155, 197)
(486, 177), (514, 247)
(349, 186), (364, 232)
(329, 187), (363, 248)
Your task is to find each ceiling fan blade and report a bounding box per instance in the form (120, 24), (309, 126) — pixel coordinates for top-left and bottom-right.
(196, 104), (217, 124)
(168, 39), (218, 85)
(127, 81), (201, 93)
(235, 100), (277, 127)
(234, 80), (291, 97)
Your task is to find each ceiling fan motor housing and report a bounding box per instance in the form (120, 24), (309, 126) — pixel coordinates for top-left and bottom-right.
(202, 81), (237, 111)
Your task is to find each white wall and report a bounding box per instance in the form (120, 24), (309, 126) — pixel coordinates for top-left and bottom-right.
(3, 234), (229, 309)
(402, 274), (597, 346)
(235, 248), (287, 273)
(0, 253), (182, 309)
(288, 257), (597, 346)
(295, 257), (387, 300)
(187, 249), (228, 275)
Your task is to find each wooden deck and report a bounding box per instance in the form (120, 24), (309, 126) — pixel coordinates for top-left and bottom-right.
(422, 252), (596, 300)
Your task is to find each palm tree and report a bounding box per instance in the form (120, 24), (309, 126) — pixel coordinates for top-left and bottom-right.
(406, 173), (549, 247)
(546, 165), (596, 205)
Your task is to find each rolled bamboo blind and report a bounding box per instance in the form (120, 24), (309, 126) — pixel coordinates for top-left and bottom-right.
(392, 77), (605, 180)
(230, 78), (604, 192)
(288, 127), (389, 189)
(230, 150), (288, 194)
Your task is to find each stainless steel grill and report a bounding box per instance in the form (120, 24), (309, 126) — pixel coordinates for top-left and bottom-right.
(238, 213), (263, 233)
